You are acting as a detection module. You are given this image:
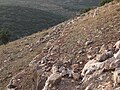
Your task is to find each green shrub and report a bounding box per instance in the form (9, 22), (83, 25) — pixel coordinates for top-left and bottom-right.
(100, 0), (113, 6)
(0, 28), (10, 44)
(80, 8), (91, 14)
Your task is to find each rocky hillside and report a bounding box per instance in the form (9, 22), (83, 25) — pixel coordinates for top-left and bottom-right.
(0, 1), (120, 90)
(0, 0), (100, 43)
(0, 5), (66, 42)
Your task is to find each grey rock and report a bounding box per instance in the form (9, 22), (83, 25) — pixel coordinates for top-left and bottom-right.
(110, 59), (120, 69)
(96, 51), (113, 62)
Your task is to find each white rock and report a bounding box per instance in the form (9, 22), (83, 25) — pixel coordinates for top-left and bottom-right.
(7, 88), (16, 90)
(42, 73), (62, 90)
(51, 65), (59, 74)
(114, 41), (120, 50)
(59, 66), (65, 72)
(113, 68), (120, 85)
(29, 59), (38, 67)
(85, 41), (94, 46)
(114, 50), (120, 59)
(85, 83), (93, 90)
(110, 59), (120, 69)
(81, 60), (104, 76)
(99, 44), (107, 53)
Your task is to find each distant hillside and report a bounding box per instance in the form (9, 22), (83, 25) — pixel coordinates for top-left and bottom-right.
(0, 0), (101, 44)
(0, 5), (66, 42)
(0, 0), (101, 14)
(50, 0), (101, 11)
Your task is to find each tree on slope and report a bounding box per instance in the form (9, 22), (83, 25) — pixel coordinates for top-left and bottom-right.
(0, 28), (10, 44)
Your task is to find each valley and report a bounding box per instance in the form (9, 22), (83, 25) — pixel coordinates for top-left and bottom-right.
(0, 0), (100, 44)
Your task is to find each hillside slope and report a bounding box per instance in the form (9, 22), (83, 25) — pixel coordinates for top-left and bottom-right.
(0, 1), (120, 90)
(0, 0), (100, 14)
(0, 5), (66, 43)
(0, 0), (101, 44)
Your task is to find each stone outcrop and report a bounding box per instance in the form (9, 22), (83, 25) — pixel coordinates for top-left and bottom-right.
(7, 37), (120, 90)
(113, 68), (120, 86)
(81, 40), (120, 90)
(5, 1), (120, 89)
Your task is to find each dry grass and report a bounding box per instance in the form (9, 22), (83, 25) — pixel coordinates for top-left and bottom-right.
(0, 29), (54, 90)
(0, 1), (120, 90)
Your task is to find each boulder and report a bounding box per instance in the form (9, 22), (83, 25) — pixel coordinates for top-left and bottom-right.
(42, 73), (62, 90)
(51, 64), (59, 74)
(96, 51), (113, 62)
(113, 68), (120, 86)
(110, 59), (120, 69)
(81, 60), (104, 76)
(114, 50), (120, 59)
(114, 41), (120, 51)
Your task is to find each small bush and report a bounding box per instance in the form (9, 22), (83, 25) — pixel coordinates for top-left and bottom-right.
(80, 8), (91, 14)
(0, 28), (10, 44)
(100, 0), (113, 6)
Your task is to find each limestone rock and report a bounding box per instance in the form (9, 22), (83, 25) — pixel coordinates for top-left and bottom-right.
(96, 51), (113, 62)
(114, 41), (120, 51)
(84, 83), (93, 90)
(99, 44), (107, 53)
(81, 60), (104, 76)
(51, 64), (59, 74)
(85, 40), (94, 46)
(114, 50), (120, 59)
(87, 54), (95, 60)
(110, 59), (120, 69)
(29, 59), (38, 67)
(113, 68), (120, 86)
(42, 73), (62, 90)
